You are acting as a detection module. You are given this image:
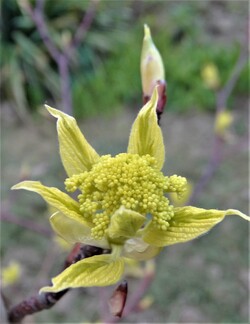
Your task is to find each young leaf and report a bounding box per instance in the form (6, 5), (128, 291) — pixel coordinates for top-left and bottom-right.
(11, 181), (90, 226)
(46, 106), (100, 176)
(50, 212), (109, 248)
(127, 88), (165, 170)
(142, 206), (250, 247)
(40, 254), (125, 292)
(107, 206), (145, 243)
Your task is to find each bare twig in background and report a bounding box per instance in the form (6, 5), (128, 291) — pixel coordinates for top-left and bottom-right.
(189, 47), (248, 205)
(20, 0), (99, 115)
(66, 0), (99, 59)
(216, 48), (249, 110)
(32, 245), (59, 292)
(25, 0), (59, 62)
(1, 208), (52, 238)
(122, 266), (154, 317)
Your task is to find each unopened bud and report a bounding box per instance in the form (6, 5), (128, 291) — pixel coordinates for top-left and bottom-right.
(141, 24), (165, 98)
(2, 261), (21, 287)
(141, 25), (166, 122)
(201, 63), (220, 90)
(108, 280), (128, 318)
(214, 110), (233, 136)
(138, 295), (154, 311)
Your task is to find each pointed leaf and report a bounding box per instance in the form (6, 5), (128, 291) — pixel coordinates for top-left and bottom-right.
(142, 206), (250, 247)
(12, 181), (90, 226)
(50, 212), (109, 249)
(40, 254), (125, 292)
(127, 88), (165, 170)
(46, 105), (99, 176)
(108, 207), (145, 243)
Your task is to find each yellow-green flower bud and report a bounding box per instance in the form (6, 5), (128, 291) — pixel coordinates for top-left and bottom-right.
(214, 110), (233, 136)
(2, 261), (21, 287)
(141, 24), (165, 98)
(201, 63), (220, 90)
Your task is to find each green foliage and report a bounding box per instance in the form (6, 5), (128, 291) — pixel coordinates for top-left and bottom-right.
(1, 0), (59, 119)
(72, 24), (142, 118)
(1, 0), (133, 117)
(76, 7), (248, 115)
(1, 0), (248, 119)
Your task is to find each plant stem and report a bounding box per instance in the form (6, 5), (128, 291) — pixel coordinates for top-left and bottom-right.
(65, 0), (100, 59)
(8, 290), (69, 323)
(1, 209), (51, 238)
(58, 55), (72, 114)
(21, 0), (99, 115)
(7, 245), (105, 323)
(189, 47), (248, 204)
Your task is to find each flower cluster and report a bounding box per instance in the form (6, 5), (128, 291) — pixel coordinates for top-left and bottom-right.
(65, 153), (187, 240)
(12, 88), (249, 292)
(12, 26), (249, 293)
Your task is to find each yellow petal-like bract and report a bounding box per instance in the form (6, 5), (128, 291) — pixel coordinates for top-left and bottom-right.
(142, 207), (250, 247)
(46, 105), (99, 176)
(12, 181), (91, 227)
(40, 254), (125, 292)
(127, 88), (165, 170)
(50, 212), (109, 249)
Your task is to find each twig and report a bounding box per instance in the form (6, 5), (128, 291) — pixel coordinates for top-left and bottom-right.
(21, 0), (99, 115)
(32, 245), (59, 292)
(8, 290), (69, 323)
(66, 0), (99, 59)
(189, 48), (248, 204)
(216, 49), (249, 110)
(1, 210), (52, 238)
(24, 0), (60, 62)
(188, 136), (223, 205)
(7, 245), (105, 323)
(57, 54), (72, 115)
(123, 270), (154, 316)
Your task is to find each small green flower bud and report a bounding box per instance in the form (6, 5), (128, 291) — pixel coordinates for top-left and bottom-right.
(141, 24), (165, 98)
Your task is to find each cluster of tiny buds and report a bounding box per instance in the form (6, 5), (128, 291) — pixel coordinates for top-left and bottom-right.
(65, 153), (187, 239)
(166, 175), (187, 198)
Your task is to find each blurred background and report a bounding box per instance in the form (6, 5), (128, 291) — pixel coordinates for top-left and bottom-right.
(1, 0), (249, 323)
